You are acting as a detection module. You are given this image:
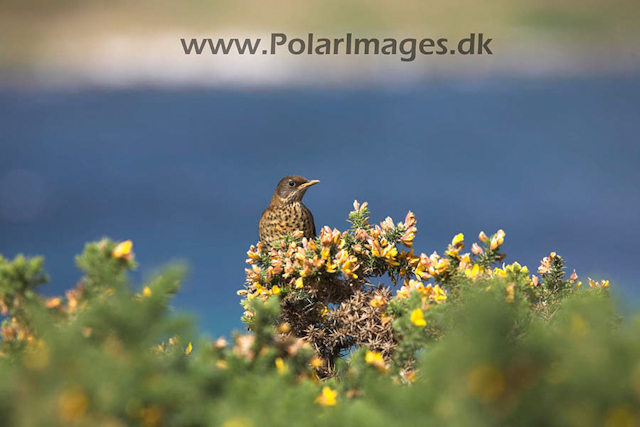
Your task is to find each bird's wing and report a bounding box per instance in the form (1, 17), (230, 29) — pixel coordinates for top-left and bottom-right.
(306, 205), (316, 237)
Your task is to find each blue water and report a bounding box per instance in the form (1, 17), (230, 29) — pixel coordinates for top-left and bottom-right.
(1, 78), (639, 336)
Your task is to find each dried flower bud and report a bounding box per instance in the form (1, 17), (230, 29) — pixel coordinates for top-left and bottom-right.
(570, 269), (578, 281)
(214, 337), (228, 349)
(472, 243), (483, 255)
(404, 211), (417, 228)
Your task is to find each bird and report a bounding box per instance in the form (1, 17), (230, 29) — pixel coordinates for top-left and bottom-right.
(259, 175), (319, 250)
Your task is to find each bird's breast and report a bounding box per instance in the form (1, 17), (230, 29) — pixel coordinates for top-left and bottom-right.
(259, 202), (316, 248)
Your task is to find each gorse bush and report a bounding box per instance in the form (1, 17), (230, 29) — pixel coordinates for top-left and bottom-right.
(240, 201), (598, 377)
(0, 202), (638, 427)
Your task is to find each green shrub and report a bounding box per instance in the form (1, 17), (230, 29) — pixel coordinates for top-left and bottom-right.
(0, 203), (637, 427)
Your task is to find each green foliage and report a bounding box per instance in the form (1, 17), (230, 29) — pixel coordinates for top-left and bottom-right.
(0, 254), (49, 312)
(0, 218), (638, 426)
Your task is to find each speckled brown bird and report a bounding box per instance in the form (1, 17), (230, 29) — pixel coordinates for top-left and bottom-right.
(259, 175), (319, 249)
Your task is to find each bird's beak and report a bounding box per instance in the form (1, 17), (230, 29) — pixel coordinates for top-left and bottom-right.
(299, 180), (320, 189)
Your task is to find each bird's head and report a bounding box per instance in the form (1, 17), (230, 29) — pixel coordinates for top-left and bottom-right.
(273, 175), (320, 203)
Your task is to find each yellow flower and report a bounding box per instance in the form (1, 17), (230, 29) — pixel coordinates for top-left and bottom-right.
(445, 248), (459, 258)
(320, 226), (342, 246)
(452, 233), (464, 246)
(310, 356), (324, 368)
(112, 240), (133, 260)
(139, 405), (163, 427)
(505, 283), (515, 302)
(306, 239), (317, 251)
(432, 285), (447, 303)
(490, 230), (505, 250)
(397, 286), (410, 299)
(370, 243), (382, 258)
(339, 238), (346, 249)
(316, 386), (338, 407)
(341, 258), (359, 279)
(530, 275), (539, 287)
(410, 309), (426, 327)
(372, 242), (399, 266)
(294, 277), (304, 289)
(365, 350), (382, 363)
(538, 253), (554, 274)
(271, 285), (281, 295)
(45, 297), (62, 308)
(185, 342), (193, 355)
(381, 314), (392, 325)
(400, 231), (416, 248)
(222, 417), (254, 427)
(505, 262), (520, 273)
(465, 263), (482, 278)
(278, 322), (291, 333)
(143, 286), (152, 297)
(588, 278), (610, 289)
(404, 370), (418, 383)
(490, 238), (499, 250)
(275, 357), (288, 375)
(412, 280), (429, 298)
(467, 365), (505, 403)
(246, 247), (260, 262)
(254, 282), (268, 296)
(434, 258), (449, 275)
(326, 260), (338, 273)
(58, 388), (89, 423)
(414, 261), (432, 280)
(365, 350), (386, 371)
(370, 294), (387, 308)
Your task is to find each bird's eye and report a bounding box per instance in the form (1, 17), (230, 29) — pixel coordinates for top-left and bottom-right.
(288, 181), (295, 187)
